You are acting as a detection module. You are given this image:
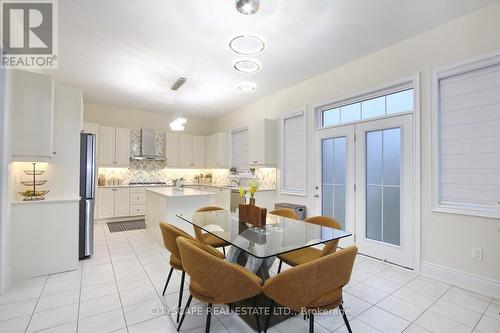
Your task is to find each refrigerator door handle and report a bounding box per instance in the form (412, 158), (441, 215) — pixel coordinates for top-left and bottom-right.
(84, 199), (94, 256)
(86, 134), (96, 199)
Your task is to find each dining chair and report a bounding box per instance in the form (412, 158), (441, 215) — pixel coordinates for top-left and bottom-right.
(194, 206), (230, 256)
(159, 222), (225, 323)
(268, 208), (298, 219)
(263, 246), (358, 333)
(276, 216), (341, 273)
(176, 237), (263, 333)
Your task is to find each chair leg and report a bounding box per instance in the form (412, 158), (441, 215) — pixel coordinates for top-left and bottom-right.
(222, 246), (226, 256)
(177, 294), (193, 332)
(264, 300), (274, 333)
(252, 296), (261, 333)
(176, 271), (186, 323)
(277, 260), (283, 274)
(339, 304), (352, 333)
(309, 312), (314, 333)
(162, 267), (174, 296)
(205, 303), (212, 333)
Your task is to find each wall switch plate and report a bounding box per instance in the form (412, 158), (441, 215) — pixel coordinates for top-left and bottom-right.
(472, 248), (483, 261)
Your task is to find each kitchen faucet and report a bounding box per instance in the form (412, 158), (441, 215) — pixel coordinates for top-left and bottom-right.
(231, 179), (241, 187)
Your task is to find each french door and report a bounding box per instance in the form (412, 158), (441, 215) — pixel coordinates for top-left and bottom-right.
(314, 114), (414, 268)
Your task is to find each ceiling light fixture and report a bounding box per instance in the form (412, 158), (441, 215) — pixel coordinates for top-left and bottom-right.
(233, 59), (261, 73)
(169, 115), (187, 131)
(229, 35), (265, 55)
(235, 0), (260, 15)
(237, 82), (257, 93)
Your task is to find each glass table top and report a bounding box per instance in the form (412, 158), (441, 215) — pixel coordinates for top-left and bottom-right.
(176, 210), (352, 259)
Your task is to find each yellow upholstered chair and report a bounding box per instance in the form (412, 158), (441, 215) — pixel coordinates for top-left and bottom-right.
(263, 246), (358, 333)
(176, 237), (263, 333)
(268, 208), (298, 219)
(194, 206), (230, 255)
(277, 216), (341, 273)
(159, 223), (224, 323)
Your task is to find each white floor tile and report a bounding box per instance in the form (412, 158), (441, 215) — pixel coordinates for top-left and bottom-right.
(271, 315), (330, 333)
(334, 318), (382, 332)
(120, 285), (159, 307)
(27, 303), (79, 333)
(378, 295), (425, 322)
(485, 301), (500, 320)
(364, 276), (403, 294)
(441, 287), (492, 313)
(403, 324), (432, 333)
(128, 315), (177, 333)
(377, 267), (417, 285)
(474, 315), (500, 333)
(0, 298), (37, 322)
(35, 289), (80, 312)
(357, 306), (410, 333)
(415, 310), (470, 333)
(36, 320), (77, 333)
(406, 277), (450, 298)
(123, 297), (164, 326)
(392, 286), (439, 309)
(80, 280), (118, 302)
(345, 282), (388, 304)
(79, 293), (122, 319)
(0, 285), (43, 306)
(356, 260), (389, 275)
(429, 298), (482, 328)
(0, 314), (31, 333)
(78, 309), (126, 333)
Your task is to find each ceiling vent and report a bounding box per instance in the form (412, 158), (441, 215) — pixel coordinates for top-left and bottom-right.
(171, 77), (187, 91)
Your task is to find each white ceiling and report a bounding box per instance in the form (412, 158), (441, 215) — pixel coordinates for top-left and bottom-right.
(52, 0), (496, 118)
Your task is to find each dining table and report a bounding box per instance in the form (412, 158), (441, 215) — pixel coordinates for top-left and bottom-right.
(176, 209), (352, 330)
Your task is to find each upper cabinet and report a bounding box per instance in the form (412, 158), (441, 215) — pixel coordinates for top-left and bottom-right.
(10, 70), (55, 161)
(206, 133), (228, 168)
(99, 127), (130, 167)
(165, 133), (179, 167)
(248, 119), (276, 166)
(178, 134), (205, 167)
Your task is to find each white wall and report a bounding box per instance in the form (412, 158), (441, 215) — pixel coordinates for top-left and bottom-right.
(212, 2), (500, 282)
(84, 102), (213, 135)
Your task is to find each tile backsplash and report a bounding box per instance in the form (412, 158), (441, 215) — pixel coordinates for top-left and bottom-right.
(98, 162), (276, 190)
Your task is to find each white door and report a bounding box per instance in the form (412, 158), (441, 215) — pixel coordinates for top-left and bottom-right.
(115, 128), (130, 166)
(99, 127), (116, 165)
(314, 114), (414, 268)
(114, 188), (130, 217)
(97, 188), (115, 219)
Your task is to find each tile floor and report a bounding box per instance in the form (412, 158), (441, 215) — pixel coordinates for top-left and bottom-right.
(0, 225), (499, 333)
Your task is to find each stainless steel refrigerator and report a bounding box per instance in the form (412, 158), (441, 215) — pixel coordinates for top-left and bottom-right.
(79, 133), (96, 259)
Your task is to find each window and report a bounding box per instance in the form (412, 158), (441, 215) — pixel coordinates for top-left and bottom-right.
(231, 127), (249, 171)
(321, 88), (414, 127)
(282, 110), (306, 195)
(434, 53), (500, 218)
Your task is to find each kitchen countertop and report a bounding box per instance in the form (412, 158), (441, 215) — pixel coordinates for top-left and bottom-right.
(98, 184), (276, 192)
(145, 187), (215, 197)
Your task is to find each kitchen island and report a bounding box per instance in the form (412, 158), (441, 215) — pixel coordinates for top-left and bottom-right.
(145, 187), (215, 241)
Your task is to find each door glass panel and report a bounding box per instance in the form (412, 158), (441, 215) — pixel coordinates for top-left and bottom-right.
(321, 136), (347, 230)
(365, 128), (401, 245)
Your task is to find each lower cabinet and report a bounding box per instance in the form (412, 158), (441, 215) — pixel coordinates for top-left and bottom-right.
(97, 187), (130, 219)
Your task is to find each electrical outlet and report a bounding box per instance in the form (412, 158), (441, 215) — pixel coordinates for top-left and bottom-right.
(472, 248), (483, 261)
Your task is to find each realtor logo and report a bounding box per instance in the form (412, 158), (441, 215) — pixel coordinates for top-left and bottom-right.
(1, 0), (58, 68)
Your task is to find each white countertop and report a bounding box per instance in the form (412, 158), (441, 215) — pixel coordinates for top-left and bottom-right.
(98, 184), (276, 192)
(146, 187), (215, 197)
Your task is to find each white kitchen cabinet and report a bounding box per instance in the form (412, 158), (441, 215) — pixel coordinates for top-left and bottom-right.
(115, 128), (131, 166)
(248, 119), (276, 166)
(212, 187), (231, 210)
(83, 122), (99, 135)
(192, 135), (206, 167)
(179, 134), (194, 167)
(10, 70), (55, 161)
(98, 127), (130, 167)
(206, 133), (228, 168)
(166, 133), (179, 167)
(97, 188), (115, 219)
(114, 188), (130, 217)
(97, 187), (129, 219)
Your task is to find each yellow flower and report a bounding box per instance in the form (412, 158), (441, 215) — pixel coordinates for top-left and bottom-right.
(239, 188), (246, 197)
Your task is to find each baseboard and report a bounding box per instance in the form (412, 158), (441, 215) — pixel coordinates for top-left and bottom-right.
(420, 261), (500, 298)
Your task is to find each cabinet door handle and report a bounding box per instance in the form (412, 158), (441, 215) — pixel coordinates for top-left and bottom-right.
(253, 160), (258, 164)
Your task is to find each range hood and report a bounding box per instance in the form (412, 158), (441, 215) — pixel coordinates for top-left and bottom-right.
(130, 129), (166, 161)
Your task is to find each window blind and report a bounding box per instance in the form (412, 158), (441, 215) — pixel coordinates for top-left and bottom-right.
(438, 62), (500, 210)
(231, 128), (249, 171)
(283, 111), (306, 194)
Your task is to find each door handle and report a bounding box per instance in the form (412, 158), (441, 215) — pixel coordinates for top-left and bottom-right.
(314, 194), (319, 198)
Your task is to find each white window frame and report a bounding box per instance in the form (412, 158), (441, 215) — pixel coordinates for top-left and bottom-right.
(280, 108), (307, 196)
(432, 49), (500, 219)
